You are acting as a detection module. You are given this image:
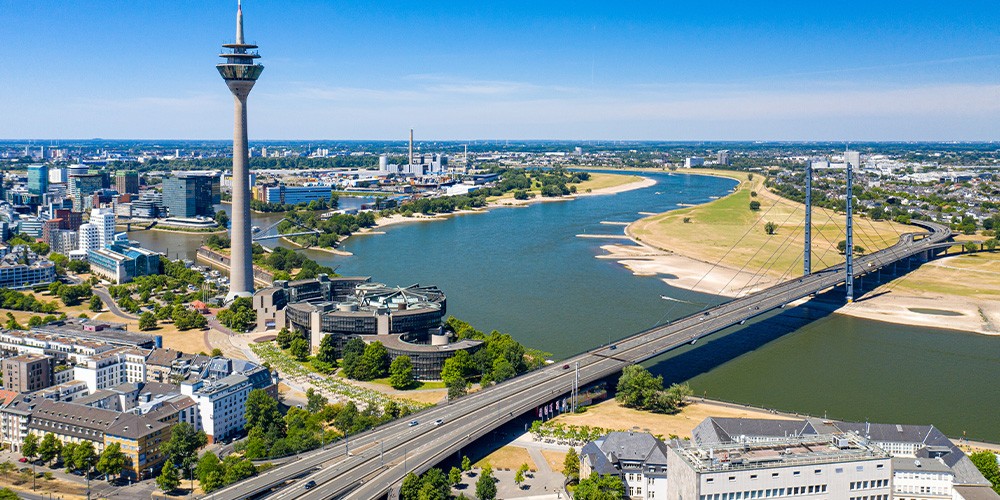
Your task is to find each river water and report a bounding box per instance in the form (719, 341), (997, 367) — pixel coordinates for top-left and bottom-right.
(128, 173), (1000, 442)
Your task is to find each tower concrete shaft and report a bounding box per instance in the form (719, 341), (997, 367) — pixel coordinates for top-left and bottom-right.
(218, 0), (263, 301)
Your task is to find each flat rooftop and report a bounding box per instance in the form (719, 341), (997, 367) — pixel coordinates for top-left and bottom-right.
(674, 434), (889, 473)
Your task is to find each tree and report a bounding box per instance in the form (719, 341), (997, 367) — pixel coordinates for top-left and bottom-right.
(160, 423), (208, 479)
(461, 455), (472, 472)
(764, 221), (777, 235)
(446, 374), (468, 400)
(96, 442), (125, 480)
(970, 451), (1000, 493)
(306, 388), (328, 413)
(0, 488), (19, 500)
(73, 441), (97, 477)
(401, 472), (422, 500)
(986, 238), (998, 251)
(355, 341), (389, 380)
(221, 455), (257, 484)
(275, 327), (296, 349)
(490, 356), (516, 383)
(563, 447), (580, 480)
(616, 365), (664, 409)
(60, 442), (78, 470)
(211, 348), (223, 357)
(289, 337), (311, 361)
(89, 296), (103, 313)
(245, 389), (285, 437)
(196, 452), (224, 493)
(749, 200), (761, 211)
(449, 466), (462, 486)
(38, 433), (61, 466)
(574, 472), (625, 499)
(475, 467), (497, 500)
(21, 433), (39, 463)
(389, 355), (415, 389)
(515, 463), (528, 489)
(217, 297), (256, 332)
(156, 461), (180, 493)
(138, 311), (157, 330)
(316, 333), (339, 365)
(341, 337), (366, 378)
(215, 210), (230, 227)
(965, 241), (979, 253)
(417, 468), (449, 500)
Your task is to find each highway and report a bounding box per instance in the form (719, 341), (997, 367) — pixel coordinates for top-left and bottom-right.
(207, 221), (951, 500)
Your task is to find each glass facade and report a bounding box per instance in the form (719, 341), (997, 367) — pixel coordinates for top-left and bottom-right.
(163, 175), (220, 218)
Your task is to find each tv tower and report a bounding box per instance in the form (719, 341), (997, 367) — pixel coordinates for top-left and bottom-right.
(218, 0), (263, 301)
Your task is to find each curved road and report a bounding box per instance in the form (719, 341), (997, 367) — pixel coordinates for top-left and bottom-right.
(207, 221), (951, 500)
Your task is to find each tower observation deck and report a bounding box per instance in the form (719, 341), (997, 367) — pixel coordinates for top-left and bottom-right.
(219, 0), (262, 301)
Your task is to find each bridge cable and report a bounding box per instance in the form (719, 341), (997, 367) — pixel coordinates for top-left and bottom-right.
(710, 194), (811, 298)
(737, 211), (811, 298)
(649, 183), (792, 327)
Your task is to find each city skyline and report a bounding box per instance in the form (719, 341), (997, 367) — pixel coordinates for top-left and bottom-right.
(2, 1), (999, 140)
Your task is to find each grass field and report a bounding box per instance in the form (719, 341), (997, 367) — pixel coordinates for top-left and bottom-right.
(550, 398), (784, 440)
(540, 450), (568, 473)
(629, 170), (911, 280)
(887, 251), (1000, 298)
(475, 445), (536, 471)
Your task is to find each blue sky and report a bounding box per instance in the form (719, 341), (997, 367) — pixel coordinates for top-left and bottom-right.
(2, 1), (999, 140)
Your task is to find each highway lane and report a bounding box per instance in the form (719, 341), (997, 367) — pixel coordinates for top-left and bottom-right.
(209, 222), (950, 500)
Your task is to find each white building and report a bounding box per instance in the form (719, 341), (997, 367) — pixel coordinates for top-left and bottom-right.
(90, 208), (116, 248)
(892, 457), (955, 500)
(73, 347), (146, 392)
(580, 431), (669, 500)
(78, 223), (100, 252)
(685, 157), (706, 168)
(717, 150), (731, 166)
(845, 150), (862, 169)
(180, 373), (251, 443)
(666, 434), (892, 500)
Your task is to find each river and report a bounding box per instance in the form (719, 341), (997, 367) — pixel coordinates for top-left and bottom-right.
(128, 173), (1000, 442)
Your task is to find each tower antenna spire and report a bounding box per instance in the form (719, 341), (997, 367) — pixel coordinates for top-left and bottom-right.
(236, 0), (245, 45)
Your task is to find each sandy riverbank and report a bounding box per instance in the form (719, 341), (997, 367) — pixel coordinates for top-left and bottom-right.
(603, 171), (1000, 335)
(320, 175), (656, 247)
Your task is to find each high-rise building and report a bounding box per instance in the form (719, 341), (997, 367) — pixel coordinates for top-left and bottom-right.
(218, 0), (263, 301)
(68, 173), (105, 211)
(90, 208), (116, 249)
(845, 150), (862, 169)
(162, 174), (220, 218)
(2, 354), (53, 393)
(717, 150), (731, 166)
(115, 170), (139, 195)
(27, 165), (48, 195)
(78, 223), (100, 252)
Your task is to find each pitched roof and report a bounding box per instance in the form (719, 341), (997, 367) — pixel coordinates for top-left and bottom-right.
(597, 431), (669, 466)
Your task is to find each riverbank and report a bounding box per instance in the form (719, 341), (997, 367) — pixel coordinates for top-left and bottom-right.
(304, 173), (654, 250)
(611, 169), (1000, 335)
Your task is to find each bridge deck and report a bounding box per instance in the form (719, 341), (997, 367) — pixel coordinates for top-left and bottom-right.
(209, 221), (951, 500)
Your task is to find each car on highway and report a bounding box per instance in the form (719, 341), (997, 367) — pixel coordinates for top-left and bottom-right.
(609, 345), (617, 350)
(304, 480), (316, 490)
(562, 364), (570, 369)
(434, 418), (444, 426)
(409, 420), (419, 427)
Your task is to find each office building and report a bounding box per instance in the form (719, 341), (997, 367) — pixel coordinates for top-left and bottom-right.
(162, 174), (220, 218)
(221, 171), (256, 191)
(68, 173), (105, 211)
(262, 184), (336, 205)
(48, 167), (67, 184)
(87, 244), (160, 284)
(217, 0), (263, 301)
(846, 150), (862, 169)
(180, 373), (250, 443)
(2, 354), (54, 393)
(54, 208), (83, 231)
(114, 170), (139, 195)
(717, 150), (731, 166)
(692, 417), (999, 499)
(27, 164), (48, 195)
(685, 157), (706, 168)
(667, 434), (892, 500)
(78, 223), (100, 252)
(90, 208), (116, 248)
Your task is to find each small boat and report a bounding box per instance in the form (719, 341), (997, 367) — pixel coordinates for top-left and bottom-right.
(251, 225), (262, 234)
(654, 191), (662, 195)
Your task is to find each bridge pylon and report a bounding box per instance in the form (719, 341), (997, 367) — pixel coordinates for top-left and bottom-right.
(804, 160), (813, 275)
(845, 150), (855, 303)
